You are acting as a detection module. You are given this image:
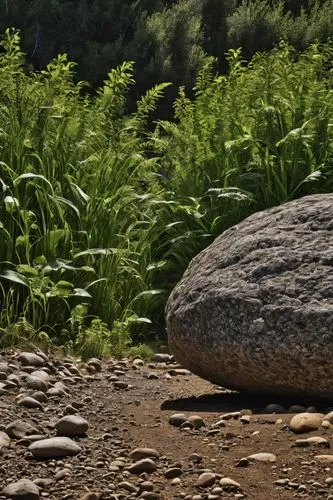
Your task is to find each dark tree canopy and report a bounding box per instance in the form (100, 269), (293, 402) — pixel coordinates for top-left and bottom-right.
(1, 0), (332, 94)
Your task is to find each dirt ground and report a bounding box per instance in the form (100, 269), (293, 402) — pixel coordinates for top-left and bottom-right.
(1, 351), (333, 499)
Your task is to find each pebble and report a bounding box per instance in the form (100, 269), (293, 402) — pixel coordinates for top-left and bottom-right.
(169, 413), (187, 427)
(86, 358), (102, 372)
(314, 455), (333, 463)
(196, 472), (216, 488)
(164, 467), (182, 479)
(29, 437), (81, 459)
(113, 381), (128, 390)
(18, 352), (45, 367)
(188, 415), (205, 429)
(25, 375), (48, 391)
(139, 481), (154, 492)
(0, 431), (11, 448)
(129, 448), (159, 460)
(236, 458), (250, 467)
(247, 452), (276, 463)
(18, 396), (43, 410)
(152, 354), (171, 363)
(127, 458), (158, 474)
(140, 493), (160, 500)
(6, 420), (39, 439)
(295, 436), (330, 448)
(264, 404), (287, 414)
(55, 415), (88, 437)
(219, 477), (241, 491)
(118, 481), (137, 493)
(289, 413), (324, 433)
(3, 479), (40, 500)
(171, 477), (181, 485)
(220, 412), (241, 420)
(31, 391), (48, 403)
(188, 453), (203, 463)
(289, 405), (306, 413)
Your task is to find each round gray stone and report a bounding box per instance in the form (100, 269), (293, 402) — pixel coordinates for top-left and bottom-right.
(166, 194), (333, 398)
(55, 415), (88, 437)
(28, 436), (81, 459)
(3, 479), (39, 500)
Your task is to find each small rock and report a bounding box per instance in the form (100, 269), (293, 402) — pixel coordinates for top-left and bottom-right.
(29, 437), (81, 459)
(188, 453), (203, 463)
(275, 479), (289, 486)
(152, 353), (171, 363)
(220, 412), (241, 420)
(289, 413), (324, 433)
(113, 381), (128, 390)
(6, 421), (39, 439)
(55, 416), (88, 437)
(3, 479), (39, 500)
(240, 415), (251, 424)
(18, 397), (43, 410)
(18, 352), (45, 367)
(196, 472), (216, 488)
(139, 481), (154, 492)
(247, 453), (277, 463)
(0, 431), (11, 448)
(140, 493), (160, 500)
(211, 419), (226, 428)
(129, 448), (159, 460)
(188, 415), (205, 429)
(169, 413), (187, 427)
(25, 375), (48, 392)
(235, 458), (250, 467)
(164, 467), (182, 479)
(127, 458), (157, 474)
(289, 405), (306, 413)
(314, 455), (333, 464)
(118, 482), (137, 493)
(179, 421), (193, 430)
(87, 358), (102, 372)
(220, 478), (241, 491)
(264, 404), (287, 414)
(295, 437), (330, 448)
(31, 392), (48, 403)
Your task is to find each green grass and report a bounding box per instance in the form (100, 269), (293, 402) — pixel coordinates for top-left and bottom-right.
(0, 28), (332, 356)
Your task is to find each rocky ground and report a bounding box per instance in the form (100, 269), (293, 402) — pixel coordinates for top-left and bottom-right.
(1, 350), (333, 499)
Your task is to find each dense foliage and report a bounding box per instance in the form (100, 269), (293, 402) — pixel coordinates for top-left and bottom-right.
(1, 0), (333, 95)
(0, 28), (332, 356)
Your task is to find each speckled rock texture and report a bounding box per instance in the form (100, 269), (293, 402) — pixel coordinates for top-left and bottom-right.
(166, 193), (333, 398)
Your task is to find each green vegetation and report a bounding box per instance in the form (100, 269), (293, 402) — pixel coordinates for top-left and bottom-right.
(1, 0), (333, 96)
(0, 26), (332, 356)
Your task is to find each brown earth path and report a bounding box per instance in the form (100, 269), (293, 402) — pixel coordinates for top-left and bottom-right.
(1, 351), (333, 499)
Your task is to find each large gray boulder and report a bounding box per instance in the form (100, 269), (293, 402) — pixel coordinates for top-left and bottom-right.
(166, 194), (333, 398)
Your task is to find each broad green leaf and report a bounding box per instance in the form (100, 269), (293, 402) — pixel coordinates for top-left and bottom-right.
(0, 270), (27, 286)
(16, 265), (39, 277)
(55, 280), (74, 290)
(14, 173), (53, 191)
(73, 288), (92, 298)
(73, 248), (119, 258)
